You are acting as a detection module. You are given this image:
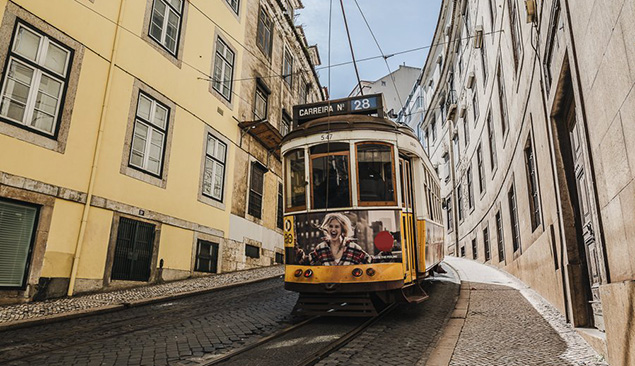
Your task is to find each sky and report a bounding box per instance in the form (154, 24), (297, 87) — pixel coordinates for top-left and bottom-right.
(296, 0), (443, 99)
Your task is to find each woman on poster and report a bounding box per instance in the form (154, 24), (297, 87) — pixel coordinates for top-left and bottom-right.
(296, 213), (371, 266)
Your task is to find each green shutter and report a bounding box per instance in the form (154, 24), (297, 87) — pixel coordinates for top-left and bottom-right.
(0, 200), (37, 287)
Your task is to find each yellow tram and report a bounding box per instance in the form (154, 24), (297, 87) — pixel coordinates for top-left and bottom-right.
(281, 94), (444, 316)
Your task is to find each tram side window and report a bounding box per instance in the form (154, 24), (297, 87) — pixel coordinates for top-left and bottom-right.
(311, 143), (351, 209)
(284, 149), (306, 211)
(356, 143), (396, 205)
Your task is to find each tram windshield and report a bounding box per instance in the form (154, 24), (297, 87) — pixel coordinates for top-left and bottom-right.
(356, 143), (396, 205)
(285, 149), (306, 211)
(310, 143), (351, 209)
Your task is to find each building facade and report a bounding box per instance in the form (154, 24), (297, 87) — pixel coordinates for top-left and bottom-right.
(350, 64), (420, 118)
(0, 0), (321, 304)
(398, 0), (635, 364)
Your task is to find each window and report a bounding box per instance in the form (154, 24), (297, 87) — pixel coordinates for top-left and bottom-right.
(0, 199), (38, 288)
(446, 196), (453, 231)
(507, 0), (521, 71)
(299, 80), (308, 104)
(464, 120), (470, 147)
(256, 7), (273, 57)
(275, 252), (284, 264)
(149, 0), (183, 55)
(472, 86), (479, 123)
(284, 149), (306, 211)
(213, 38), (234, 102)
(460, 246), (465, 257)
(226, 0), (239, 14)
(422, 129), (429, 152)
(453, 134), (460, 163)
(195, 239), (218, 273)
(467, 166), (474, 210)
(496, 211), (505, 262)
(0, 23), (72, 136)
(283, 48), (293, 87)
(431, 119), (437, 141)
(129, 92), (169, 176)
(254, 84), (268, 120)
(280, 112), (290, 136)
(277, 183), (284, 230)
(311, 143), (351, 209)
(525, 136), (541, 230)
(477, 144), (485, 193)
(472, 238), (477, 259)
(497, 63), (509, 135)
(202, 134), (227, 201)
(457, 185), (464, 221)
(544, 1), (562, 93)
(356, 143), (396, 205)
(245, 244), (260, 258)
(487, 111), (497, 171)
(481, 41), (489, 85)
(484, 225), (491, 261)
(248, 163), (267, 219)
(508, 184), (520, 252)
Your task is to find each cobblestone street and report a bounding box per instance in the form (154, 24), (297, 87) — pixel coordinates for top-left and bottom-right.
(0, 277), (296, 366)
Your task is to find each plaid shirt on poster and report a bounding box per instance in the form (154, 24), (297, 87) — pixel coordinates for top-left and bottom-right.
(301, 239), (371, 266)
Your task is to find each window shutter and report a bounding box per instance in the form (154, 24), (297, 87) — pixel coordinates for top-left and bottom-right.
(0, 201), (37, 287)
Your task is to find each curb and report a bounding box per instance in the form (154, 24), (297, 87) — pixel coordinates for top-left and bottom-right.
(0, 272), (284, 333)
(423, 261), (470, 366)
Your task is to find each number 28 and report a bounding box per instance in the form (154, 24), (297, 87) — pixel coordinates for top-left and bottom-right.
(353, 99), (371, 110)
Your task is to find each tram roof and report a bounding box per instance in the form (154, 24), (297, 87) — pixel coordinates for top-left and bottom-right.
(281, 114), (418, 143)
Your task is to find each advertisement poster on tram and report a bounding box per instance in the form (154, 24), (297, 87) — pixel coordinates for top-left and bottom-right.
(288, 210), (402, 266)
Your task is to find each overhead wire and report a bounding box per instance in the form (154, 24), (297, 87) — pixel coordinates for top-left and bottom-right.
(339, 0), (364, 96)
(351, 0), (404, 113)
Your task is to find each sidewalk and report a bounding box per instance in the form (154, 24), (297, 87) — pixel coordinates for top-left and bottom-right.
(0, 265), (284, 330)
(425, 256), (607, 366)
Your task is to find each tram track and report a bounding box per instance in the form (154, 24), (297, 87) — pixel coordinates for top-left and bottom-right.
(199, 303), (397, 366)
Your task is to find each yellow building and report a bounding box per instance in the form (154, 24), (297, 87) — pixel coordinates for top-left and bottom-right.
(0, 0), (321, 304)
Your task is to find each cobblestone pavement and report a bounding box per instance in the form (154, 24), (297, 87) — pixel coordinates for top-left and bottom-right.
(0, 277), (297, 365)
(0, 266), (284, 324)
(445, 256), (607, 366)
(317, 263), (460, 366)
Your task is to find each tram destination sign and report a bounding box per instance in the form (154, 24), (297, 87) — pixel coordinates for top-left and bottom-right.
(293, 94), (384, 126)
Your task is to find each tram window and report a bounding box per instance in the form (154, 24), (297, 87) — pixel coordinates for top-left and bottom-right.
(284, 149), (306, 211)
(310, 142), (349, 155)
(311, 150), (351, 209)
(356, 143), (396, 205)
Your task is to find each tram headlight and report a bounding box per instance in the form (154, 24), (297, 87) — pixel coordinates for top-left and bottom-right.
(294, 269), (303, 277)
(303, 269), (314, 278)
(352, 268), (363, 277)
(366, 268), (376, 276)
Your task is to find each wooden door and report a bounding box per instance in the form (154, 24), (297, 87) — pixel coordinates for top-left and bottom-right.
(567, 103), (606, 331)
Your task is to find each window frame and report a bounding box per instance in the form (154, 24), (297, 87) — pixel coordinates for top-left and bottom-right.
(194, 239), (219, 273)
(496, 210), (505, 262)
(284, 148), (307, 213)
(0, 21), (73, 139)
(524, 136), (541, 231)
(477, 143), (485, 194)
(254, 83), (269, 121)
(282, 47), (293, 88)
(309, 150), (353, 210)
(248, 162), (267, 219)
(508, 183), (521, 253)
(225, 0), (240, 15)
(277, 182), (284, 230)
(148, 0), (183, 56)
(355, 142), (398, 207)
(245, 243), (260, 259)
(483, 225), (491, 261)
(256, 6), (273, 58)
(212, 37), (235, 102)
(128, 91), (170, 178)
(202, 133), (227, 202)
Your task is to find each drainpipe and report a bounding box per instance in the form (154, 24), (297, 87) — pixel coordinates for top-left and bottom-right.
(67, 0), (127, 296)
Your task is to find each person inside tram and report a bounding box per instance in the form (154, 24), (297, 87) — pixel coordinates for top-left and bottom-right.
(295, 213), (371, 266)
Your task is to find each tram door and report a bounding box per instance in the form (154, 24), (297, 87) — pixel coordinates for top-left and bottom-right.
(399, 157), (417, 283)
